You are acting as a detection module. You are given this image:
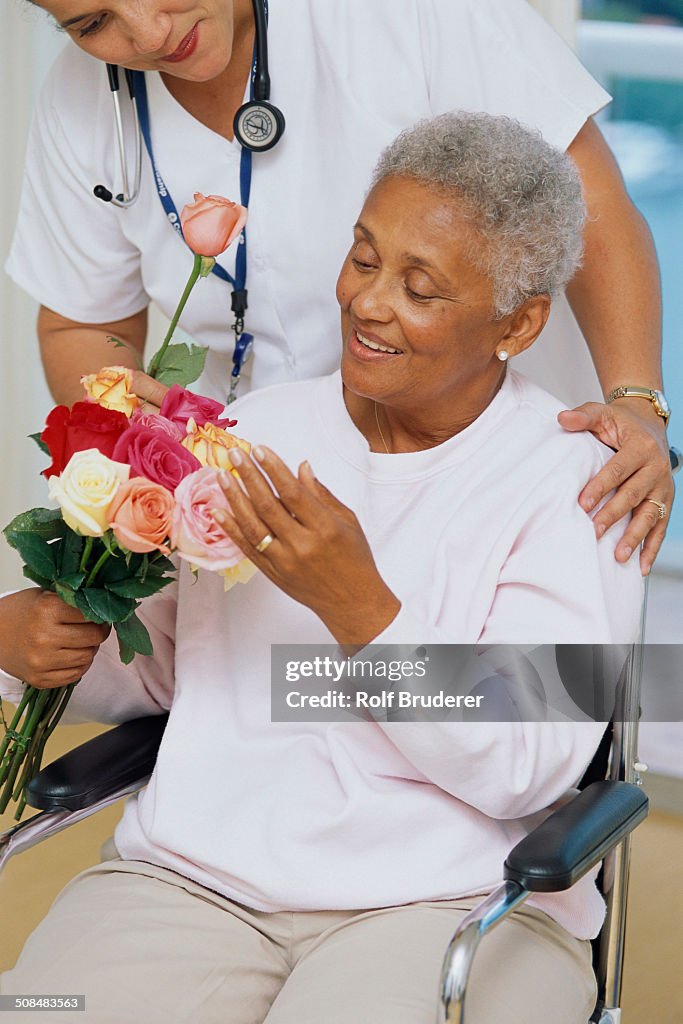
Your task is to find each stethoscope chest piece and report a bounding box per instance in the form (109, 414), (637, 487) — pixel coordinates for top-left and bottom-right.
(233, 100), (285, 152)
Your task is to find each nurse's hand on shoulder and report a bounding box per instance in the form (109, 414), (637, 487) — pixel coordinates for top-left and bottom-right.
(214, 447), (401, 648)
(0, 591), (110, 688)
(558, 399), (673, 575)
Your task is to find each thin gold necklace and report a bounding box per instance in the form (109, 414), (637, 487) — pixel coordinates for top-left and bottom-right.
(374, 402), (391, 454)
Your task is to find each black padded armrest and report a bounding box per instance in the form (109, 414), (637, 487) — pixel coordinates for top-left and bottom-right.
(504, 780), (648, 892)
(26, 713), (169, 813)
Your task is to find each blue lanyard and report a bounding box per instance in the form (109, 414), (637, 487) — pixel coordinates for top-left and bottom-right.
(132, 39), (259, 398)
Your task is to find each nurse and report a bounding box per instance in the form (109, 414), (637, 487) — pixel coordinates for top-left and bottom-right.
(9, 0), (673, 572)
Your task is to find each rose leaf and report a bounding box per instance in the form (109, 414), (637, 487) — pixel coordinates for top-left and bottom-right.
(106, 575), (171, 598)
(57, 529), (85, 579)
(28, 432), (51, 457)
(82, 587), (132, 623)
(55, 583), (82, 611)
(153, 343), (208, 388)
(23, 566), (55, 591)
(57, 572), (87, 591)
(114, 612), (154, 658)
(4, 508), (66, 544)
(6, 533), (57, 582)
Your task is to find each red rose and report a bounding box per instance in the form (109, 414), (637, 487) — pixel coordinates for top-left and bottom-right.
(159, 385), (237, 431)
(112, 425), (202, 491)
(41, 402), (130, 479)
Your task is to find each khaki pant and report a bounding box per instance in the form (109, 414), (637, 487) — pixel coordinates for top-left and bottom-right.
(1, 859), (597, 1024)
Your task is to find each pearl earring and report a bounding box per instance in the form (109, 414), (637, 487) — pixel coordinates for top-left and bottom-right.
(497, 350), (509, 362)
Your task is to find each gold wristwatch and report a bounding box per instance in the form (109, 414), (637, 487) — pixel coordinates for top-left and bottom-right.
(606, 386), (671, 427)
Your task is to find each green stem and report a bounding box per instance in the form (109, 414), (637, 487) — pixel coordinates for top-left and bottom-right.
(0, 688), (32, 773)
(79, 536), (94, 574)
(146, 253), (202, 378)
(85, 548), (112, 588)
(11, 691), (60, 801)
(0, 688), (49, 814)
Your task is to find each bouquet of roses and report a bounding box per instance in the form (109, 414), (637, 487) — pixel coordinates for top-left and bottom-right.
(0, 193), (252, 819)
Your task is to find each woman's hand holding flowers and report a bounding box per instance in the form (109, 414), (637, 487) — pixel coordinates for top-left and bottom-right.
(214, 446), (401, 648)
(0, 591), (110, 689)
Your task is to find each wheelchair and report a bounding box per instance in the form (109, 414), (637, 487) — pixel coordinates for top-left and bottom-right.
(0, 639), (652, 1024)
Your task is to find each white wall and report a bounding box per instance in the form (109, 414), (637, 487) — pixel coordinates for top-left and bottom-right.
(1, 4), (63, 590)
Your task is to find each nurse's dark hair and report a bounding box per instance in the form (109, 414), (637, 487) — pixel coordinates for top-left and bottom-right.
(372, 111), (586, 319)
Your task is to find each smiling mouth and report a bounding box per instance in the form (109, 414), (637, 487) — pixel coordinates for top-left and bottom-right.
(354, 330), (402, 355)
(163, 24), (199, 62)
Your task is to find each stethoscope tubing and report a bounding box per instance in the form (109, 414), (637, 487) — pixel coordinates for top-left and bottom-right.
(98, 0), (279, 207)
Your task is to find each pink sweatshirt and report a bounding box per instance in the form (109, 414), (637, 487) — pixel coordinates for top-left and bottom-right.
(0, 371), (643, 939)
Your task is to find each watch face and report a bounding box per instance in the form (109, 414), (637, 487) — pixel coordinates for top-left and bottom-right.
(654, 390), (671, 418)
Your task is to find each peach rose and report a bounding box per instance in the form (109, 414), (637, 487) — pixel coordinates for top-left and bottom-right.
(81, 366), (140, 418)
(107, 478), (174, 554)
(181, 418), (251, 472)
(180, 193), (247, 257)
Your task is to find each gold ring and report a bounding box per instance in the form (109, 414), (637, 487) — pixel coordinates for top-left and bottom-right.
(645, 499), (666, 520)
(255, 533), (274, 553)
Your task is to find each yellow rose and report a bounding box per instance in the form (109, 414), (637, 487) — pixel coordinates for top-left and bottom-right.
(181, 418), (251, 471)
(221, 560), (258, 591)
(81, 366), (140, 417)
(48, 449), (130, 536)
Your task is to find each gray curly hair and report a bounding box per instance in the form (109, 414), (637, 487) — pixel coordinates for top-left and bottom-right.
(371, 111), (586, 318)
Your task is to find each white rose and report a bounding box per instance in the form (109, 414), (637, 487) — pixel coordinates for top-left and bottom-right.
(48, 449), (130, 536)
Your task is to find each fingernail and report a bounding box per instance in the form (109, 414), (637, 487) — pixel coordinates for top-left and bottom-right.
(209, 508), (223, 520)
(619, 545), (633, 560)
(228, 448), (243, 466)
(253, 445), (266, 462)
(582, 497), (595, 512)
(218, 469), (232, 485)
(302, 460), (314, 476)
(595, 523), (606, 539)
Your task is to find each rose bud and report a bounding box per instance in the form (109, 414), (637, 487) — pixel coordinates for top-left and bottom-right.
(81, 366), (140, 418)
(180, 193), (247, 258)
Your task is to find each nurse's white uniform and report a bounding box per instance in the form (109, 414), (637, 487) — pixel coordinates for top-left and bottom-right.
(7, 0), (609, 404)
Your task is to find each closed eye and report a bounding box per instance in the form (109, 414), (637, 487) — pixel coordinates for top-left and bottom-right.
(405, 284), (437, 302)
(78, 13), (108, 37)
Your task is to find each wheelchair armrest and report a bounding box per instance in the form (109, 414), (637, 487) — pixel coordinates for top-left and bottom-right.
(26, 713), (169, 813)
(503, 780), (648, 893)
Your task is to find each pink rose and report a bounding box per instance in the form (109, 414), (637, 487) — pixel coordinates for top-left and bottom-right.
(160, 385), (237, 431)
(113, 425), (201, 491)
(130, 408), (184, 440)
(180, 193), (247, 257)
(172, 468), (246, 571)
(107, 478), (174, 554)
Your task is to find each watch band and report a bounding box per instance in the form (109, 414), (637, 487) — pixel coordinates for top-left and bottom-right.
(606, 385), (670, 427)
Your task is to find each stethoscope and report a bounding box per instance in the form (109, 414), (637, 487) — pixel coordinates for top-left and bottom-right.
(92, 0), (285, 400)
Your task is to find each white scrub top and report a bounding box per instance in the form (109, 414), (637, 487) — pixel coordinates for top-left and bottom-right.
(7, 0), (609, 404)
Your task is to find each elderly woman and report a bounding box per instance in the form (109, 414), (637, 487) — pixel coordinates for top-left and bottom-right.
(0, 113), (643, 1024)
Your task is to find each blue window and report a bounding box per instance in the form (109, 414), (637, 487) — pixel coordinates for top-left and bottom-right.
(579, 4), (683, 556)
